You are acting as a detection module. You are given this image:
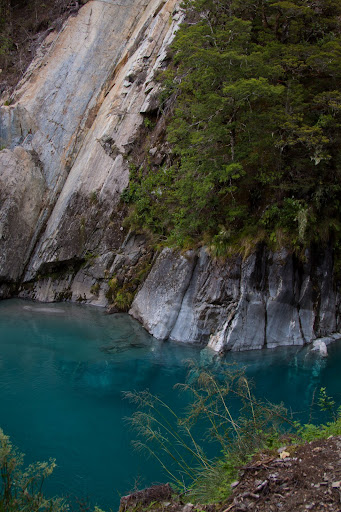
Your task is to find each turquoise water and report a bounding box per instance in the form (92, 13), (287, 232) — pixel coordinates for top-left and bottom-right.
(0, 299), (340, 510)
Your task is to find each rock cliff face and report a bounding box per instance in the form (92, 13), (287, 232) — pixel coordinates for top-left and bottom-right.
(0, 0), (183, 302)
(130, 246), (341, 352)
(0, 0), (339, 351)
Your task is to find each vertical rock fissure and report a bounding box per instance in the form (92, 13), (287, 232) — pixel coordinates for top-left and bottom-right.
(263, 257), (269, 349)
(297, 304), (307, 345)
(312, 254), (321, 336)
(168, 252), (199, 338)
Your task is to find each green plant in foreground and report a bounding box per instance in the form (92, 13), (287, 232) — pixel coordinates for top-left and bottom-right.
(125, 364), (294, 503)
(295, 412), (341, 443)
(0, 428), (67, 511)
(295, 387), (341, 442)
(317, 387), (336, 418)
(126, 364), (341, 504)
(0, 428), (112, 511)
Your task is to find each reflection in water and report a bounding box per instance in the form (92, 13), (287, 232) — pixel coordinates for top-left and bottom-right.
(0, 299), (340, 510)
(23, 305), (66, 314)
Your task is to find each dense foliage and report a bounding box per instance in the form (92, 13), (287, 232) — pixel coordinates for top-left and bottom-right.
(125, 0), (341, 254)
(0, 428), (67, 511)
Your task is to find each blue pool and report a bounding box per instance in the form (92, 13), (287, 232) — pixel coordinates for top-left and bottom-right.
(0, 299), (340, 510)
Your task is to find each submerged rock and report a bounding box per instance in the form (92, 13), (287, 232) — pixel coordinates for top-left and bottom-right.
(312, 340), (328, 357)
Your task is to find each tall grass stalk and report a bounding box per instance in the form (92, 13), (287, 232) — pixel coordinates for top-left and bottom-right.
(124, 363), (294, 501)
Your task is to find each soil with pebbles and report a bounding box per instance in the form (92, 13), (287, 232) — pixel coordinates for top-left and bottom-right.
(120, 436), (341, 512)
(220, 436), (341, 512)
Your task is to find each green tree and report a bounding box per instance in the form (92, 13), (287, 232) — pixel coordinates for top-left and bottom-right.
(0, 0), (12, 69)
(126, 0), (341, 253)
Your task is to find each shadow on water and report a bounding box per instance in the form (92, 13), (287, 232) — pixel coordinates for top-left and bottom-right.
(0, 299), (340, 509)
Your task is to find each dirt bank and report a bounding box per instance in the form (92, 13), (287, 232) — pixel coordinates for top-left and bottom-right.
(120, 437), (341, 512)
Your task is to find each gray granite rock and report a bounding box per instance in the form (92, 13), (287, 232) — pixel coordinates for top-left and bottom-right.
(130, 248), (197, 340)
(19, 0), (183, 280)
(316, 247), (337, 336)
(169, 248), (230, 343)
(0, 147), (45, 282)
(223, 252), (266, 351)
(265, 250), (304, 348)
(297, 253), (315, 344)
(0, 0), (183, 290)
(131, 246), (339, 352)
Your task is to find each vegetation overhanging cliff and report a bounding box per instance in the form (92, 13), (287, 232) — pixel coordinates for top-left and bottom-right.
(0, 0), (340, 352)
(124, 0), (341, 257)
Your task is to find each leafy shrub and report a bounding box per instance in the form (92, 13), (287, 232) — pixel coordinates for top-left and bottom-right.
(125, 364), (293, 502)
(0, 429), (67, 511)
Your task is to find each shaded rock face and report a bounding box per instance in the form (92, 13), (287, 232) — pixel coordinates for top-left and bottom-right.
(0, 0), (339, 352)
(0, 147), (46, 283)
(130, 247), (340, 352)
(0, 0), (183, 295)
(130, 248), (198, 339)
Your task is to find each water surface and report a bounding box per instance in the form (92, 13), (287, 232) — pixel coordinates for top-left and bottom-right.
(0, 299), (340, 509)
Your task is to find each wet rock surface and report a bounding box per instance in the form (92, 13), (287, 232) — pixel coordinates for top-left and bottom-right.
(131, 247), (340, 352)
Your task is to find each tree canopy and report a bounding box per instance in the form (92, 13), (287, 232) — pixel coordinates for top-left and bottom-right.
(126, 0), (341, 255)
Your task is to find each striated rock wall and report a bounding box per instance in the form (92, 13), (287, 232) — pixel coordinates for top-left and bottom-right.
(0, 0), (339, 352)
(130, 246), (341, 352)
(0, 147), (46, 282)
(0, 0), (183, 298)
